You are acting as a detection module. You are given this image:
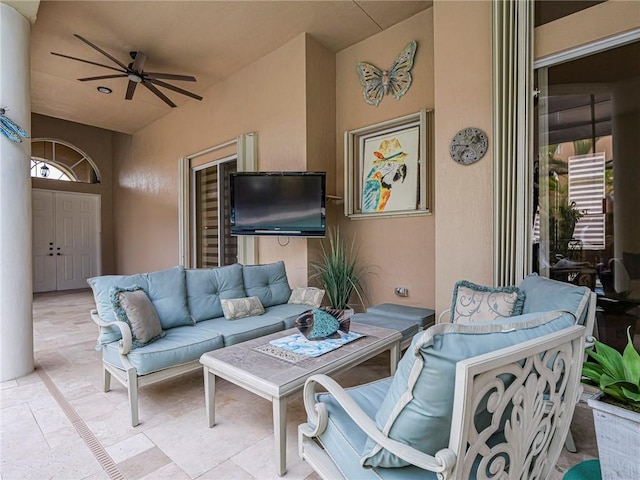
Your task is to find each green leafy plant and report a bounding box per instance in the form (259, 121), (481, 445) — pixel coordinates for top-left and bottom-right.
(582, 328), (640, 410)
(310, 228), (367, 310)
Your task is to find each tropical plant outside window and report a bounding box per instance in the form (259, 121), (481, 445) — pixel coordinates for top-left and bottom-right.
(30, 139), (100, 184)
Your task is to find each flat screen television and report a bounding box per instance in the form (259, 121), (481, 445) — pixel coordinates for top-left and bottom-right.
(230, 172), (326, 237)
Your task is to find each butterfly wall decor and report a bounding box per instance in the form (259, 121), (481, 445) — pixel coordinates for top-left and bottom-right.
(357, 40), (417, 107)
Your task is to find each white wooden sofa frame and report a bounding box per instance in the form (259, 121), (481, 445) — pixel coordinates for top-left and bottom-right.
(299, 324), (586, 480)
(91, 309), (202, 427)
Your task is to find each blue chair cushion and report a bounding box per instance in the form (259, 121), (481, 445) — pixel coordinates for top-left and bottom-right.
(102, 322), (224, 375)
(313, 378), (437, 480)
(88, 266), (192, 343)
(243, 261), (291, 308)
(360, 310), (575, 468)
(519, 273), (591, 325)
(186, 264), (246, 322)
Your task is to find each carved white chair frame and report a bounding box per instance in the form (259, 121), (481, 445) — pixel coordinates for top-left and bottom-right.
(299, 324), (586, 480)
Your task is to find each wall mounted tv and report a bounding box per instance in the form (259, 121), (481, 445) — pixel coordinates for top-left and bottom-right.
(230, 172), (326, 237)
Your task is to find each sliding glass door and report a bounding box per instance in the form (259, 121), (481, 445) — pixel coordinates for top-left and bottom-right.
(534, 40), (640, 350)
(193, 157), (237, 268)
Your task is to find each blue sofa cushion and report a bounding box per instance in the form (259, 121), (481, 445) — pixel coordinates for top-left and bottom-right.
(263, 304), (316, 328)
(360, 310), (575, 468)
(195, 314), (284, 346)
(102, 323), (224, 375)
(145, 266), (193, 329)
(313, 378), (436, 480)
(519, 273), (591, 325)
(88, 266), (193, 343)
(243, 261), (292, 308)
(186, 264), (246, 322)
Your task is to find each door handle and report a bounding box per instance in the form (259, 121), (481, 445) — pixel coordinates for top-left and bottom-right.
(57, 253), (62, 256)
(49, 253), (53, 256)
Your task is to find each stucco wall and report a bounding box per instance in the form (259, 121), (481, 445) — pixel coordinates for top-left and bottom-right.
(111, 33), (334, 288)
(432, 1), (494, 313)
(335, 9), (436, 310)
(31, 113), (117, 275)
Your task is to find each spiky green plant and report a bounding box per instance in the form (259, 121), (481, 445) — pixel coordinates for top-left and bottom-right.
(582, 328), (640, 410)
(310, 228), (367, 310)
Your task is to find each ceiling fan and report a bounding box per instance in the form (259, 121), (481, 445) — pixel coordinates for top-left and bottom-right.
(51, 34), (203, 107)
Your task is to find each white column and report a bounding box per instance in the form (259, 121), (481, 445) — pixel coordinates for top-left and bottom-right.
(0, 2), (34, 381)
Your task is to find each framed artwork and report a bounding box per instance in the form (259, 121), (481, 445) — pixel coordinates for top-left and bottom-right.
(344, 109), (432, 219)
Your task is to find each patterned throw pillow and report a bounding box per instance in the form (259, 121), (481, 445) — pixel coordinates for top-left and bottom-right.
(221, 296), (265, 320)
(450, 280), (525, 323)
(109, 285), (164, 348)
(287, 287), (325, 308)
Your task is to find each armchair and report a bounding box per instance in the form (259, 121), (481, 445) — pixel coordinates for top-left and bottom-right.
(299, 322), (586, 479)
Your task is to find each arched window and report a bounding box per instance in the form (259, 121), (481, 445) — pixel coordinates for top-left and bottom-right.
(30, 139), (101, 184)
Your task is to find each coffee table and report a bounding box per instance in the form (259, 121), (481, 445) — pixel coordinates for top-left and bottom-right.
(199, 322), (401, 476)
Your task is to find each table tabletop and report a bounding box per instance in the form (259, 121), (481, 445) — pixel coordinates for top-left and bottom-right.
(200, 322), (402, 399)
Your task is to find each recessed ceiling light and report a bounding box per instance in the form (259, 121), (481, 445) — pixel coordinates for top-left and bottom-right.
(97, 86), (112, 94)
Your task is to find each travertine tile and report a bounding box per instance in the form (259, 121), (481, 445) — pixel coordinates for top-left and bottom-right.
(105, 432), (155, 463)
(198, 459), (256, 479)
(118, 446), (172, 479)
(139, 462), (192, 480)
(1, 379), (18, 390)
(28, 395), (73, 434)
(144, 397), (273, 478)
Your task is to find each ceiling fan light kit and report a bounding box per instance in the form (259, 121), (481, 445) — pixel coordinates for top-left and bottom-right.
(51, 34), (203, 107)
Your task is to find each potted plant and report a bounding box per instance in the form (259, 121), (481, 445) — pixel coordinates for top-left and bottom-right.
(310, 227), (367, 316)
(582, 328), (640, 479)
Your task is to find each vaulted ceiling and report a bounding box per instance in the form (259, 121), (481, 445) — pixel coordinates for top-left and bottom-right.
(30, 1), (431, 134)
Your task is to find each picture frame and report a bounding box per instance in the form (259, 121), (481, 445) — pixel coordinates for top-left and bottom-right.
(344, 109), (433, 219)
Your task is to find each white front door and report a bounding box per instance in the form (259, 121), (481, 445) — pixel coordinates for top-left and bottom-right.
(32, 190), (100, 292)
(33, 191), (57, 292)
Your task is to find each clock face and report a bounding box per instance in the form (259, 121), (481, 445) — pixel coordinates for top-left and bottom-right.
(449, 128), (488, 165)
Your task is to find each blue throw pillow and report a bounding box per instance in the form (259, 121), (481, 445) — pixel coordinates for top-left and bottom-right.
(360, 310), (575, 468)
(242, 261), (292, 308)
(109, 285), (164, 349)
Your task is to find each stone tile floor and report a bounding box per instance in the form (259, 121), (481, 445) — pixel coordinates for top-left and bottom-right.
(0, 289), (598, 479)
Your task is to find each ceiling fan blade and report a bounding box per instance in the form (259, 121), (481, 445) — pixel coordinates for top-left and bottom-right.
(73, 34), (129, 70)
(131, 51), (147, 73)
(142, 82), (176, 107)
(125, 80), (137, 100)
(51, 52), (124, 73)
(147, 78), (203, 101)
(144, 72), (197, 82)
(78, 74), (128, 82)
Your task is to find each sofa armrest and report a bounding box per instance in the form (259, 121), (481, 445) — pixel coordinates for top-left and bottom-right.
(90, 309), (133, 355)
(301, 374), (457, 475)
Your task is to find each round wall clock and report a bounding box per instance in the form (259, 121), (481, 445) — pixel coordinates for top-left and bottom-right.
(449, 127), (488, 165)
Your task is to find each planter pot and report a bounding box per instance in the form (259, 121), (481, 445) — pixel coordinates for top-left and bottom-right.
(587, 392), (640, 480)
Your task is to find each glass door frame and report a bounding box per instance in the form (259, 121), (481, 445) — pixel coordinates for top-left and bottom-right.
(532, 29), (640, 277)
(191, 154), (237, 268)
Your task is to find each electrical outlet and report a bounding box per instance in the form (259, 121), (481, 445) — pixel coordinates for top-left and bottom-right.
(394, 287), (409, 297)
